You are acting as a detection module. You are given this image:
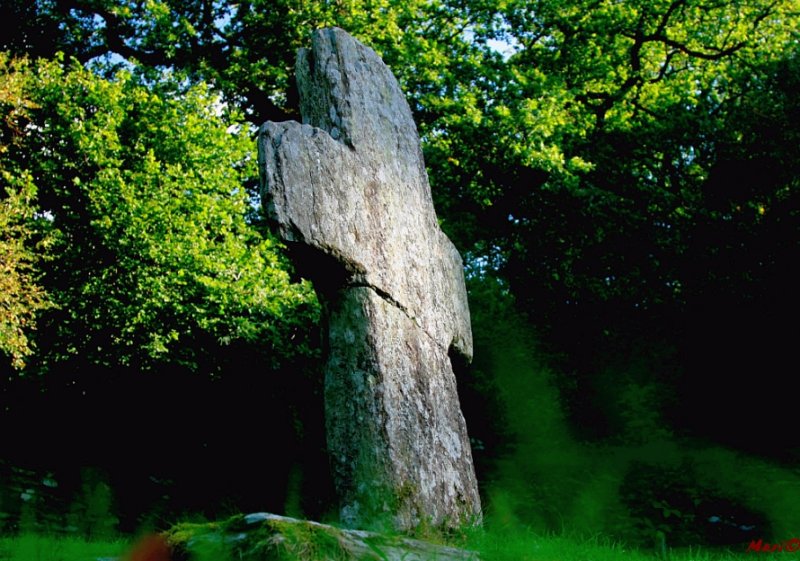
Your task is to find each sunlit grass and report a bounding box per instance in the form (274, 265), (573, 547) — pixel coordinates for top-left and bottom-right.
(0, 533), (128, 561)
(0, 528), (789, 561)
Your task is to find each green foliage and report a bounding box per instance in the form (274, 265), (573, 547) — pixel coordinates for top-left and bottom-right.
(0, 54), (53, 369)
(465, 525), (795, 561)
(468, 274), (800, 547)
(476, 0), (799, 324)
(2, 0), (799, 550)
(616, 449), (800, 549)
(66, 468), (117, 541)
(1, 54), (318, 374)
(0, 534), (127, 561)
(0, 178), (51, 370)
(467, 275), (605, 534)
(0, 0), (495, 127)
(688, 448), (800, 542)
(7, 0), (796, 402)
(0, 530), (790, 561)
(620, 461), (708, 546)
(167, 515), (352, 561)
(2, 0), (797, 352)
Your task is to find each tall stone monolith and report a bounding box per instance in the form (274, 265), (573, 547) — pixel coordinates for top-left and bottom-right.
(258, 27), (481, 531)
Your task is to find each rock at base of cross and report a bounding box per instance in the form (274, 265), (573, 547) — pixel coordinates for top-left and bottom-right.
(164, 512), (480, 561)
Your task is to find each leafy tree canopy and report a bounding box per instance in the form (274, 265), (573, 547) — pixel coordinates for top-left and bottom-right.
(0, 53), (54, 369)
(1, 0), (799, 542)
(0, 54), (318, 375)
(2, 0), (798, 451)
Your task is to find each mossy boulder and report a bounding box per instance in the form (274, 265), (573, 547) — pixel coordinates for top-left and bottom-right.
(165, 513), (479, 561)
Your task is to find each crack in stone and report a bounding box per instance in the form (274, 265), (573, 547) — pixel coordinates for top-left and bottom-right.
(346, 281), (448, 353)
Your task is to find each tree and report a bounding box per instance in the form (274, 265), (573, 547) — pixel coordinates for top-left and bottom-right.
(5, 0), (797, 438)
(0, 55), (318, 375)
(4, 1), (795, 323)
(469, 0), (800, 448)
(0, 0), (496, 126)
(1, 54), (329, 521)
(3, 0), (799, 530)
(0, 54), (53, 370)
(436, 0), (799, 318)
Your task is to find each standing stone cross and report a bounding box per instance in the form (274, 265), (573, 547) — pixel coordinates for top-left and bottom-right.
(258, 28), (481, 531)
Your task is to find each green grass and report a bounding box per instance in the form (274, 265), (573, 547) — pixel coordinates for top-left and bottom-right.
(465, 527), (788, 561)
(0, 533), (129, 561)
(0, 528), (788, 561)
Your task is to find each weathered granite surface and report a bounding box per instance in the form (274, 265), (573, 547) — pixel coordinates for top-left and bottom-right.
(258, 27), (480, 531)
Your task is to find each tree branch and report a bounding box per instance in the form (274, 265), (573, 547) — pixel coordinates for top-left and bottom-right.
(640, 34), (746, 60)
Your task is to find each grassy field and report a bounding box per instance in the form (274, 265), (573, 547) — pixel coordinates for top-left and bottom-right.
(0, 533), (780, 561)
(0, 533), (129, 561)
(0, 529), (785, 561)
(465, 530), (784, 561)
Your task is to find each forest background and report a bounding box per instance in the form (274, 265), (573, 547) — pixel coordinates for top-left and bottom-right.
(1, 0), (799, 551)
